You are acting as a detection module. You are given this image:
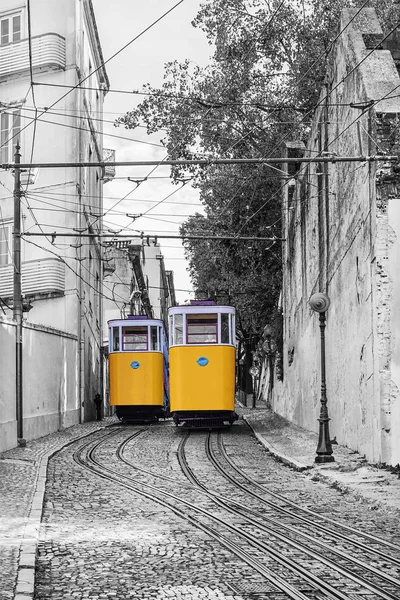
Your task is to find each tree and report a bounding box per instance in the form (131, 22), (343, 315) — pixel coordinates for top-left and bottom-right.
(115, 0), (400, 354)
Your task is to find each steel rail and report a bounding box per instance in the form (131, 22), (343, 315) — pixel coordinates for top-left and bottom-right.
(175, 433), (384, 600)
(197, 433), (400, 595)
(218, 431), (400, 556)
(70, 428), (400, 600)
(73, 430), (310, 600)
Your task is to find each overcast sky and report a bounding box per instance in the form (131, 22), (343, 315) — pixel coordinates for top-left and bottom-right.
(91, 0), (213, 303)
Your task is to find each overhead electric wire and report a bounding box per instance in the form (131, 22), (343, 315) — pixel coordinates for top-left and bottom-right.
(234, 9), (400, 235)
(22, 1), (56, 247)
(0, 0), (186, 153)
(99, 0), (287, 233)
(21, 104), (168, 131)
(33, 80), (377, 110)
(6, 108), (165, 149)
(23, 237), (128, 307)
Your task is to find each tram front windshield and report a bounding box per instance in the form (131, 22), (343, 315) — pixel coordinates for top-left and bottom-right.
(187, 314), (217, 344)
(122, 326), (148, 351)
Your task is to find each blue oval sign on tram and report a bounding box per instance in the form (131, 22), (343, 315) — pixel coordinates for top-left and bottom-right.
(130, 361), (140, 369)
(197, 356), (209, 367)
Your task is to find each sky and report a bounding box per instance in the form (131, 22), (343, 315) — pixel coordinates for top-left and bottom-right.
(91, 0), (213, 303)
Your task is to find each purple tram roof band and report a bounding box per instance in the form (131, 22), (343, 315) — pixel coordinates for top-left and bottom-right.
(189, 301), (216, 306)
(127, 315), (149, 320)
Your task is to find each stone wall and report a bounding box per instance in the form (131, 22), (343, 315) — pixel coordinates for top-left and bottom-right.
(271, 8), (400, 465)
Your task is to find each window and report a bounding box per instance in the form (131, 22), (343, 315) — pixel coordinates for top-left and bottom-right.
(187, 313), (218, 344)
(174, 314), (183, 345)
(0, 222), (12, 266)
(0, 13), (21, 46)
(112, 327), (120, 351)
(1, 110), (21, 163)
(122, 326), (148, 351)
(221, 313), (230, 344)
(150, 326), (159, 351)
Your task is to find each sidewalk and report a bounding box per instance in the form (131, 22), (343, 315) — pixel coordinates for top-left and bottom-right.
(240, 402), (400, 514)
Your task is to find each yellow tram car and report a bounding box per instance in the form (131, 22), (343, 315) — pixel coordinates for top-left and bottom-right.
(168, 301), (237, 428)
(108, 316), (169, 422)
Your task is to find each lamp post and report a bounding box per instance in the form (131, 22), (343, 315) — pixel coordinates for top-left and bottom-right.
(238, 358), (245, 406)
(309, 293), (334, 463)
(249, 362), (260, 408)
(262, 325), (276, 408)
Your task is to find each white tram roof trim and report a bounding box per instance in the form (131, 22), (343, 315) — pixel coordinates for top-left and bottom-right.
(168, 305), (235, 315)
(108, 318), (165, 328)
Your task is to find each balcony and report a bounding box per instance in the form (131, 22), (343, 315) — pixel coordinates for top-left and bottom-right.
(0, 258), (65, 299)
(0, 33), (66, 82)
(103, 148), (115, 182)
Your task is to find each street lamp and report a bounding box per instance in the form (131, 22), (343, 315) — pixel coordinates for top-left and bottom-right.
(309, 293), (334, 463)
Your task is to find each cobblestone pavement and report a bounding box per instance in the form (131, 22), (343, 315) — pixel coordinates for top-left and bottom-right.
(0, 417), (118, 600)
(1, 405), (400, 600)
(239, 403), (400, 514)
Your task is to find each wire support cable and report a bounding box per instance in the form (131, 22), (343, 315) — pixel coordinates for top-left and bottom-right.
(21, 232), (282, 241)
(2, 155), (399, 170)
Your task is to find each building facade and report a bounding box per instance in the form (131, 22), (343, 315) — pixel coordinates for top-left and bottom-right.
(269, 8), (400, 466)
(103, 237), (176, 334)
(0, 0), (111, 450)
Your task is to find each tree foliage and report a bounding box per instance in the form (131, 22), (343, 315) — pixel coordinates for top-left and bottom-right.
(116, 0), (400, 349)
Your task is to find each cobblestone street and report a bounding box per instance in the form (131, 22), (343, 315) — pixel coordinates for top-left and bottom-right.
(2, 407), (400, 600)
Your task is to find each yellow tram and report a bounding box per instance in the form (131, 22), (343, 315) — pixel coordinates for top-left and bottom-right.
(168, 301), (237, 428)
(108, 316), (169, 422)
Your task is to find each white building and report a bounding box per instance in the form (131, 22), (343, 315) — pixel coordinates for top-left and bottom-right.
(103, 237), (177, 335)
(0, 0), (112, 450)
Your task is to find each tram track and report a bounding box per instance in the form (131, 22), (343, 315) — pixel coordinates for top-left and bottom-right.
(218, 430), (400, 554)
(71, 428), (329, 600)
(177, 430), (400, 600)
(71, 427), (400, 600)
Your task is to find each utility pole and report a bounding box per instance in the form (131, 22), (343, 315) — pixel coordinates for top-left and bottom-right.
(13, 143), (25, 446)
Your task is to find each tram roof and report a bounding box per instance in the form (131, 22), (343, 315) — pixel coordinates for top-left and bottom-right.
(108, 317), (165, 327)
(168, 305), (235, 315)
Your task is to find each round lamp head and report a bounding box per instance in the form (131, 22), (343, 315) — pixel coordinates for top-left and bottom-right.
(309, 293), (331, 313)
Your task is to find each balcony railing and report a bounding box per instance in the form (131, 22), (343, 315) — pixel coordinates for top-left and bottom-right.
(103, 148), (115, 182)
(0, 33), (66, 81)
(0, 258), (65, 299)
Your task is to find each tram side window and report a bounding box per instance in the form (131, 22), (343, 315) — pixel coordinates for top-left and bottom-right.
(122, 326), (148, 351)
(112, 327), (120, 351)
(150, 326), (159, 351)
(221, 313), (230, 344)
(174, 314), (183, 345)
(187, 313), (218, 344)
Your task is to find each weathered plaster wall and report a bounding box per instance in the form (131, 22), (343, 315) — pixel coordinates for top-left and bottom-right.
(0, 318), (17, 452)
(0, 320), (79, 452)
(272, 8), (400, 465)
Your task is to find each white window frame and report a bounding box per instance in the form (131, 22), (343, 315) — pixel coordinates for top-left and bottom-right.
(0, 11), (22, 46)
(0, 221), (12, 266)
(1, 109), (22, 164)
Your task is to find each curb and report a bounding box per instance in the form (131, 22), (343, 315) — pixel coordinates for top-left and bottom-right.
(243, 416), (312, 472)
(12, 422), (115, 600)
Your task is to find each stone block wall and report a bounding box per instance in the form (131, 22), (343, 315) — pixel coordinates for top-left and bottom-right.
(272, 8), (400, 465)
